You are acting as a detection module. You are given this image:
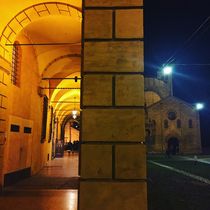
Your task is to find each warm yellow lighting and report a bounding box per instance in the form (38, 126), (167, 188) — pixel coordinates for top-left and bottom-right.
(72, 110), (77, 115)
(0, 2), (82, 60)
(67, 190), (78, 210)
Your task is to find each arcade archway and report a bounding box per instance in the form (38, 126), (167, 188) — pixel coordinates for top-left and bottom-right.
(0, 1), (82, 185)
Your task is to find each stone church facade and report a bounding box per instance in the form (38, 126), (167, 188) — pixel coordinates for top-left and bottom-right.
(145, 78), (202, 154)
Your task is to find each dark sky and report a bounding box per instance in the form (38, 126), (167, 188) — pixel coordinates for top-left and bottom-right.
(144, 0), (210, 147)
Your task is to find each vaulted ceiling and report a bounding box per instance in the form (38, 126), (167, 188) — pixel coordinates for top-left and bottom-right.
(0, 1), (82, 122)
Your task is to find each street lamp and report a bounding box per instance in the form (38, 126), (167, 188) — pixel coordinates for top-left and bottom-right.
(162, 65), (173, 96)
(163, 66), (173, 75)
(195, 103), (204, 110)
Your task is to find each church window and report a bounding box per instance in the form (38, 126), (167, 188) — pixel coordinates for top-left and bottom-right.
(177, 119), (181, 128)
(11, 41), (21, 86)
(168, 111), (177, 120)
(189, 119), (193, 128)
(164, 119), (168, 128)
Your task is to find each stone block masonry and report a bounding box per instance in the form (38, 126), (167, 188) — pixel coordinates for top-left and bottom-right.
(80, 0), (147, 209)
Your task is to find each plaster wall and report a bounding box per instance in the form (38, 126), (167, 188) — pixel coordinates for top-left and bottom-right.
(3, 34), (51, 181)
(0, 57), (10, 187)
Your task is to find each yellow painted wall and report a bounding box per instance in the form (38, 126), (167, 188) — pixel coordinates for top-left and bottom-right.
(3, 32), (52, 178)
(0, 57), (10, 187)
(0, 0), (82, 188)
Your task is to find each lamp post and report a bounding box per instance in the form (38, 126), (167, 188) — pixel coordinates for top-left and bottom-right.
(194, 102), (203, 153)
(162, 65), (173, 96)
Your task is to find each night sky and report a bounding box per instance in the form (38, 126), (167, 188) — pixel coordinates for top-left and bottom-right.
(144, 0), (210, 147)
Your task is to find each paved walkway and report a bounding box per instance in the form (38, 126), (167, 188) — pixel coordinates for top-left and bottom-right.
(180, 156), (210, 165)
(0, 152), (79, 210)
(40, 152), (79, 177)
(5, 152), (79, 190)
(149, 160), (210, 185)
(148, 155), (210, 186)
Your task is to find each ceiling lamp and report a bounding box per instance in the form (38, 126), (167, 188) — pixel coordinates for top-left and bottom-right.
(72, 97), (77, 119)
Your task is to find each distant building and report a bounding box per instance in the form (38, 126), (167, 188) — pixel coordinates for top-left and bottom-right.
(145, 77), (202, 154)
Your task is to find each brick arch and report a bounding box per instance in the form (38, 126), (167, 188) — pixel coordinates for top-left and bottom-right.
(42, 53), (81, 76)
(166, 136), (180, 155)
(165, 133), (181, 153)
(165, 133), (181, 143)
(0, 2), (81, 59)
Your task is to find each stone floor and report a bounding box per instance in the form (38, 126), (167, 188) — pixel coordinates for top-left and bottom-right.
(0, 152), (79, 210)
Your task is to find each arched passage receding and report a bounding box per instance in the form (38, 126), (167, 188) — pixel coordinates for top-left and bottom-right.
(61, 114), (80, 141)
(0, 0), (82, 187)
(54, 114), (80, 157)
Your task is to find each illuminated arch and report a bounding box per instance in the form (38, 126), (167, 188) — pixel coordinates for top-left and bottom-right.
(0, 2), (82, 60)
(60, 114), (80, 146)
(41, 53), (81, 77)
(43, 53), (81, 74)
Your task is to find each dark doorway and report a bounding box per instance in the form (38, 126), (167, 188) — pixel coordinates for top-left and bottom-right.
(167, 137), (179, 155)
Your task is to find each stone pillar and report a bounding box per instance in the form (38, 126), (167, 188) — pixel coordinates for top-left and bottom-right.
(80, 0), (147, 209)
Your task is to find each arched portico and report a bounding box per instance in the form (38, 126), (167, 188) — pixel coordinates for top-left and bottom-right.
(55, 114), (80, 157)
(0, 1), (82, 188)
(0, 1), (146, 210)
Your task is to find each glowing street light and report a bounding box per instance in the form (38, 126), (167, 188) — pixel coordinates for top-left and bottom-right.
(162, 66), (173, 75)
(162, 65), (173, 96)
(195, 103), (204, 110)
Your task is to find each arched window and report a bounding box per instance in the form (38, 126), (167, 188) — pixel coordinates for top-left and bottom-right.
(177, 119), (181, 128)
(189, 119), (193, 128)
(11, 41), (21, 86)
(164, 119), (168, 128)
